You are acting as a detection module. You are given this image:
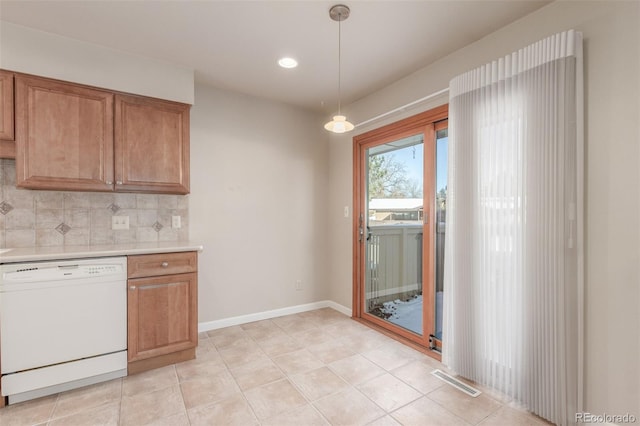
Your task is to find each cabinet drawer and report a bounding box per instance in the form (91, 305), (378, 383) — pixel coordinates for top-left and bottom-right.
(128, 252), (197, 278)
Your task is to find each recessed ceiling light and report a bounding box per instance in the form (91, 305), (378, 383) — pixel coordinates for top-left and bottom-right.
(278, 57), (298, 69)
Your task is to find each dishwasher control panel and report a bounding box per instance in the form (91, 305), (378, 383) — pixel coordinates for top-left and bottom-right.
(1, 257), (127, 285)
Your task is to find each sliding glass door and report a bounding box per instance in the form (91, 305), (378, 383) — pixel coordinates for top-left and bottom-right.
(365, 135), (425, 336)
(353, 105), (447, 354)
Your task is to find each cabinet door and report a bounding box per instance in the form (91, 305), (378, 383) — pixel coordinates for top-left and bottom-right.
(115, 94), (190, 194)
(0, 70), (15, 158)
(15, 75), (114, 191)
(127, 272), (197, 362)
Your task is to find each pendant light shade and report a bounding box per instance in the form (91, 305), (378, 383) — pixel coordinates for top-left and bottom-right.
(325, 4), (353, 134)
(324, 115), (354, 133)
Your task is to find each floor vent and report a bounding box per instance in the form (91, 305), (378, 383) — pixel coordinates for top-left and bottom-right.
(431, 369), (481, 397)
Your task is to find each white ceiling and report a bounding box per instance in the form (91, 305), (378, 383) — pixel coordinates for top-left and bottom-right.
(0, 1), (550, 113)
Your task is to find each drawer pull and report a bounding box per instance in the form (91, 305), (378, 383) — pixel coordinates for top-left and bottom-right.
(129, 286), (136, 291)
(161, 262), (169, 268)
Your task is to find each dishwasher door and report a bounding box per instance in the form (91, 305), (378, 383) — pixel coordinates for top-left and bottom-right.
(0, 257), (127, 374)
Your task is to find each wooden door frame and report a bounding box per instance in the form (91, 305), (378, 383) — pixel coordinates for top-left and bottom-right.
(352, 104), (448, 358)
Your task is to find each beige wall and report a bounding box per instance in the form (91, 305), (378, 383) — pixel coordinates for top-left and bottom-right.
(189, 83), (330, 322)
(327, 0), (639, 418)
(0, 21), (194, 104)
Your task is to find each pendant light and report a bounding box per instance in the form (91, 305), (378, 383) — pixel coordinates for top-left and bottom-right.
(324, 4), (354, 134)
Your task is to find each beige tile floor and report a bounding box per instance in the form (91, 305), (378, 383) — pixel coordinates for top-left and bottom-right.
(0, 308), (552, 426)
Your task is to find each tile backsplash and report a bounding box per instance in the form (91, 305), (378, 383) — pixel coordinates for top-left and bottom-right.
(0, 159), (189, 248)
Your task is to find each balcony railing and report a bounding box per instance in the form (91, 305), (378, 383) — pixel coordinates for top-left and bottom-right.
(366, 219), (446, 309)
(366, 223), (423, 310)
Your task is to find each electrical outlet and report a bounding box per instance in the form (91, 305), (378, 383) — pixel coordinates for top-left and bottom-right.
(295, 280), (303, 291)
(172, 215), (181, 229)
(111, 216), (129, 230)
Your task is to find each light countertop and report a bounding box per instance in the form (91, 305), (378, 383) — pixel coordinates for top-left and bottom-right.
(0, 241), (203, 264)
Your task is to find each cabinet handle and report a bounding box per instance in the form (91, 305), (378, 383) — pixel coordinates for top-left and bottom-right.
(116, 181), (123, 185)
(161, 261), (169, 268)
(129, 285), (136, 291)
(106, 181), (113, 185)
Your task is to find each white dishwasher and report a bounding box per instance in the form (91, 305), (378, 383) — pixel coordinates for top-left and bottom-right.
(0, 256), (128, 404)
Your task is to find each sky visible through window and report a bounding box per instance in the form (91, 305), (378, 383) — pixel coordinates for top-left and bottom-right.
(436, 136), (448, 193)
(381, 137), (448, 195)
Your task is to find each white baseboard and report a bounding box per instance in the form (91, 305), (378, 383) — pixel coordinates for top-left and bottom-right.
(324, 300), (352, 316)
(198, 300), (352, 333)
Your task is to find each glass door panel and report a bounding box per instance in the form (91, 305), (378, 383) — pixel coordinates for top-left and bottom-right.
(434, 128), (448, 342)
(365, 134), (424, 336)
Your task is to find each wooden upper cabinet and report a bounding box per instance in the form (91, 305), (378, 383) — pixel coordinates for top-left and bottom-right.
(10, 72), (190, 194)
(0, 70), (16, 158)
(115, 94), (190, 194)
(15, 74), (115, 191)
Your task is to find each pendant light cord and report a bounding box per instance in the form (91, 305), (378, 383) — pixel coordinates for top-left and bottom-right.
(325, 5), (354, 133)
(337, 11), (342, 115)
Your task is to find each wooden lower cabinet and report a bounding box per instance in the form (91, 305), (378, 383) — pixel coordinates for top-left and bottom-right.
(127, 252), (198, 374)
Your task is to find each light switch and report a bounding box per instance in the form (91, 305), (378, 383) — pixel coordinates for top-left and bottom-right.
(172, 216), (181, 229)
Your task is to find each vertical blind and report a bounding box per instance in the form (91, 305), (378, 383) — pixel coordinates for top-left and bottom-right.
(443, 30), (584, 425)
